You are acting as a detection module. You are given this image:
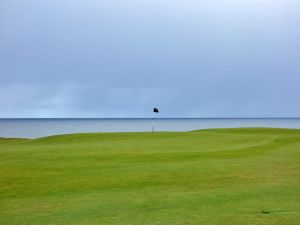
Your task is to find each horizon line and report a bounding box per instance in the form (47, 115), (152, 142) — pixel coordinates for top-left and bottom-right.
(1, 117), (300, 119)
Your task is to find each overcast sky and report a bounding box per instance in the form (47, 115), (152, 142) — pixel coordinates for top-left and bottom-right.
(0, 0), (299, 118)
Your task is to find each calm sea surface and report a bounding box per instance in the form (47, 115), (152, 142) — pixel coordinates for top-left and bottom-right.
(0, 118), (300, 138)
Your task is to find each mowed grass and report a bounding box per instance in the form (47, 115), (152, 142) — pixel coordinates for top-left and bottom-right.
(0, 128), (300, 225)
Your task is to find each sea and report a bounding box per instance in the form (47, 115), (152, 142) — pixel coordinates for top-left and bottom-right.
(0, 118), (300, 138)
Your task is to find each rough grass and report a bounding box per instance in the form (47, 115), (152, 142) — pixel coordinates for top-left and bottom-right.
(0, 128), (299, 225)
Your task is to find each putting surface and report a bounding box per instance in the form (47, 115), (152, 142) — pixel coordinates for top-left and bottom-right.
(1, 128), (300, 225)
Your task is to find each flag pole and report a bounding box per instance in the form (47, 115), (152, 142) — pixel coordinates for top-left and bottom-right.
(152, 110), (155, 133)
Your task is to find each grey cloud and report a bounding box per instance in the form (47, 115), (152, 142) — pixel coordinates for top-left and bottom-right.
(0, 0), (300, 117)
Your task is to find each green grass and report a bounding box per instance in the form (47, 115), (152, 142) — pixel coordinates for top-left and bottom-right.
(1, 127), (300, 225)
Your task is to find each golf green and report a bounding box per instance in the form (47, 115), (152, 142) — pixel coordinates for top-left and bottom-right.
(1, 128), (300, 225)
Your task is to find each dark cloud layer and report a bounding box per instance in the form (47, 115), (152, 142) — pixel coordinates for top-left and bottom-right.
(1, 0), (300, 117)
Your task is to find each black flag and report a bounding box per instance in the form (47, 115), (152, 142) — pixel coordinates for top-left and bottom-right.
(153, 108), (159, 113)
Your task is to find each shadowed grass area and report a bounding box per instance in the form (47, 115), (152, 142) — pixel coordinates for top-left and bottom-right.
(1, 128), (300, 225)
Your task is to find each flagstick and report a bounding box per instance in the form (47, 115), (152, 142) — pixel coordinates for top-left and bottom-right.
(152, 111), (155, 133)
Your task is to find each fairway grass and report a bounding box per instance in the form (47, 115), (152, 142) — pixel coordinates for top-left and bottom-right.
(1, 128), (300, 225)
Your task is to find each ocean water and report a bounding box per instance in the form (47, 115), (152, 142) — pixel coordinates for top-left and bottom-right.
(0, 118), (300, 138)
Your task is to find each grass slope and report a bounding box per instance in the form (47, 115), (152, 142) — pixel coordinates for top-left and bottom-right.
(0, 128), (300, 225)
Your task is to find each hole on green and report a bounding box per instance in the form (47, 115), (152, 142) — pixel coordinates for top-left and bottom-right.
(260, 210), (271, 214)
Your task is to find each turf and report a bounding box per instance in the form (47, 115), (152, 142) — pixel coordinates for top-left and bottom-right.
(0, 128), (300, 225)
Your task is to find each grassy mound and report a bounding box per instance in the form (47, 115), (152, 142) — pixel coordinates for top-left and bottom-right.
(1, 128), (300, 225)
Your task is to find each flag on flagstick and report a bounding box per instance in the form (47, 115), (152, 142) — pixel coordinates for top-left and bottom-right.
(152, 107), (159, 132)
